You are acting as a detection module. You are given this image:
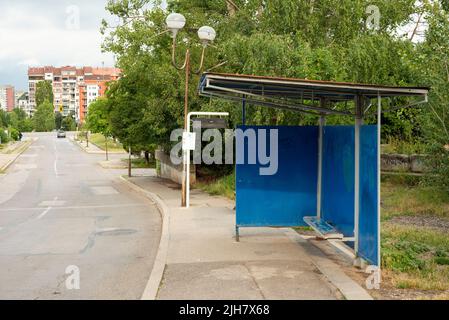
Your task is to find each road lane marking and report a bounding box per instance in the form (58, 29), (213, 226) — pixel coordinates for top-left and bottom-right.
(36, 207), (52, 220)
(36, 196), (58, 220)
(54, 160), (59, 176)
(0, 203), (146, 212)
(39, 200), (66, 207)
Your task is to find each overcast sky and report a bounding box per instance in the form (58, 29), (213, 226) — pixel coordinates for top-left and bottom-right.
(0, 0), (119, 91)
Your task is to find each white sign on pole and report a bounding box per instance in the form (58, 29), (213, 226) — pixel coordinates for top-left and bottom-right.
(182, 132), (196, 151)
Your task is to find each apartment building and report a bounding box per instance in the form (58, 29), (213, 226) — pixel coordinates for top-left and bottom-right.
(0, 85), (15, 112)
(28, 66), (120, 122)
(17, 92), (32, 116)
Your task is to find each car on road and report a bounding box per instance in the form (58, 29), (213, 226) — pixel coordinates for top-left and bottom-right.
(57, 130), (66, 138)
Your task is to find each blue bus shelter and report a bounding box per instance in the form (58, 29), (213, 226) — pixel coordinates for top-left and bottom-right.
(199, 72), (429, 267)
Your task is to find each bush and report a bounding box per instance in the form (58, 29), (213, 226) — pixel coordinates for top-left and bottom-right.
(0, 128), (9, 144)
(9, 128), (20, 141)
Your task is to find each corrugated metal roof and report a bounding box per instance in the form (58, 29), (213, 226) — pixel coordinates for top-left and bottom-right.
(199, 73), (429, 116)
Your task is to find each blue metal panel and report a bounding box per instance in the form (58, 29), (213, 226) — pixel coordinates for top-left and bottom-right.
(321, 126), (355, 237)
(236, 126), (318, 227)
(358, 125), (379, 266)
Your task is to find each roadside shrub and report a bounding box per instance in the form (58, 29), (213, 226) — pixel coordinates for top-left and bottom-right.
(0, 128), (9, 144)
(9, 128), (20, 141)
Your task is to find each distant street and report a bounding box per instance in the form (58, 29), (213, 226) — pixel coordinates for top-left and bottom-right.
(0, 132), (161, 299)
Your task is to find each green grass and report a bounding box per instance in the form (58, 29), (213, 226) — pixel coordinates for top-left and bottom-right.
(196, 171), (236, 200)
(382, 224), (449, 290)
(381, 174), (449, 293)
(121, 158), (156, 169)
(382, 175), (449, 220)
(381, 136), (427, 155)
(88, 133), (124, 152)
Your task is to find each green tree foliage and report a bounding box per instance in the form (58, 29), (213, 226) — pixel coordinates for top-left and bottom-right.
(61, 116), (76, 131)
(0, 109), (9, 128)
(101, 0), (449, 185)
(411, 2), (449, 187)
(0, 108), (32, 143)
(35, 81), (54, 107)
(86, 98), (111, 136)
(102, 0), (427, 141)
(55, 112), (63, 130)
(12, 108), (33, 132)
(33, 101), (55, 132)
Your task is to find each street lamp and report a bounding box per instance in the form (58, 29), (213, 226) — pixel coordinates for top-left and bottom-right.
(166, 13), (217, 207)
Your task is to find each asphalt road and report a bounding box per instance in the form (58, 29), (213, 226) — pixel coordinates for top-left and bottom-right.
(0, 132), (161, 300)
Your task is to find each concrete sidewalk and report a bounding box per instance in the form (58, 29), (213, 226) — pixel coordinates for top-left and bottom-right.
(0, 138), (35, 172)
(70, 134), (125, 155)
(70, 137), (105, 154)
(124, 175), (373, 300)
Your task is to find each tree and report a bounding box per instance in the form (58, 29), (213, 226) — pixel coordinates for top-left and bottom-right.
(0, 109), (10, 128)
(11, 108), (33, 132)
(35, 81), (54, 107)
(55, 112), (63, 130)
(61, 115), (76, 131)
(86, 98), (112, 160)
(102, 0), (423, 141)
(412, 2), (449, 187)
(33, 101), (55, 132)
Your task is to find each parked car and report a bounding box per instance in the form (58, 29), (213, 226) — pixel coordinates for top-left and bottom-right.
(57, 130), (66, 138)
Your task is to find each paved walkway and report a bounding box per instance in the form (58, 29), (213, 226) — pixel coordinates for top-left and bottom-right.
(0, 138), (35, 172)
(125, 175), (373, 300)
(70, 137), (104, 154)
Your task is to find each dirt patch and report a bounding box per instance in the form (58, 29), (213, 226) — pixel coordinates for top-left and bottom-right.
(389, 215), (449, 233)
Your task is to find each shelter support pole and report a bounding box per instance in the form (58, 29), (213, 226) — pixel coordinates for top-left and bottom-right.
(181, 50), (191, 208)
(317, 101), (326, 218)
(377, 93), (382, 282)
(354, 95), (363, 256)
(242, 97), (246, 125)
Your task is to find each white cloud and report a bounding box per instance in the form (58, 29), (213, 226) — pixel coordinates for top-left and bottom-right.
(0, 0), (115, 89)
(18, 59), (40, 66)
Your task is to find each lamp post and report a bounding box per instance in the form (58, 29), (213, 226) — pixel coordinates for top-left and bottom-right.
(166, 13), (217, 207)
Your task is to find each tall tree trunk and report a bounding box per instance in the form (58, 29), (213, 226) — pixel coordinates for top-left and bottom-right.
(105, 134), (109, 161)
(144, 151), (150, 165)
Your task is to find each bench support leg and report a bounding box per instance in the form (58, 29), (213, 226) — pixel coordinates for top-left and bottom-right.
(235, 226), (240, 242)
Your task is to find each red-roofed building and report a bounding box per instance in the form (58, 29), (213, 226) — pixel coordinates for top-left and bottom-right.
(28, 66), (121, 122)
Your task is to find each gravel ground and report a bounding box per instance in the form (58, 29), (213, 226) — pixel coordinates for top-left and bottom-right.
(389, 215), (449, 233)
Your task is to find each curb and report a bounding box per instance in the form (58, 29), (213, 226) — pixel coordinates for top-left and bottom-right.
(119, 175), (170, 300)
(283, 229), (373, 300)
(70, 138), (105, 154)
(0, 139), (35, 172)
(90, 142), (126, 154)
(70, 137), (126, 155)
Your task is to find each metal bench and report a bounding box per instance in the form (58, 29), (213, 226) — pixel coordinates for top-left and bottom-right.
(303, 216), (344, 240)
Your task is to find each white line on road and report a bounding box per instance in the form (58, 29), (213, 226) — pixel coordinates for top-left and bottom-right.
(54, 160), (59, 176)
(0, 203), (146, 212)
(53, 140), (59, 177)
(36, 197), (58, 220)
(36, 207), (52, 220)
